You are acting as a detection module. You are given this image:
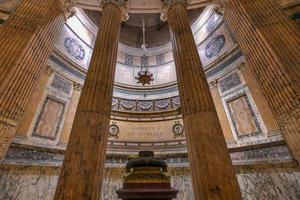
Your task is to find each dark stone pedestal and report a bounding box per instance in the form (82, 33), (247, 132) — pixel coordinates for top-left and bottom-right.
(116, 188), (178, 200)
(116, 151), (178, 200)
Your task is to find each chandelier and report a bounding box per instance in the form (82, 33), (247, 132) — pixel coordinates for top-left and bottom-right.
(135, 55), (154, 85)
(135, 17), (154, 86)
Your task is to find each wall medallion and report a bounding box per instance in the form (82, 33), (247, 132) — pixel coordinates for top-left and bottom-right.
(109, 122), (119, 139)
(64, 37), (85, 60)
(172, 121), (184, 138)
(205, 35), (225, 58)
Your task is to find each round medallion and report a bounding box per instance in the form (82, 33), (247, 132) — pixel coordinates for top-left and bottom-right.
(172, 123), (184, 137)
(64, 37), (85, 60)
(109, 124), (119, 138)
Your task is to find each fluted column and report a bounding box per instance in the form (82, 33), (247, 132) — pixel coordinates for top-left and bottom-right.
(162, 1), (242, 199)
(0, 0), (65, 160)
(54, 1), (125, 199)
(225, 0), (300, 163)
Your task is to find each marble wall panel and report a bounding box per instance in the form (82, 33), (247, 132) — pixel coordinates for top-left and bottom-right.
(219, 71), (242, 93)
(32, 97), (65, 140)
(1, 165), (299, 200)
(237, 167), (300, 200)
(0, 166), (59, 200)
(114, 63), (135, 85)
(227, 95), (260, 137)
(50, 74), (72, 95)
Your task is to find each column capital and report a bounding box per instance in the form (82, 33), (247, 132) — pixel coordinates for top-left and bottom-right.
(237, 62), (247, 71)
(101, 0), (129, 21)
(73, 82), (83, 91)
(61, 0), (76, 20)
(213, 0), (228, 6)
(213, 1), (226, 16)
(160, 0), (188, 21)
(209, 80), (219, 89)
(44, 66), (54, 75)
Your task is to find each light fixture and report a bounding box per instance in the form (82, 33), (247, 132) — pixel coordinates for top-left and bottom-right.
(135, 16), (154, 86)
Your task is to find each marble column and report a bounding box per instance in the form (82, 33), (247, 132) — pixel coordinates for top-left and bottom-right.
(54, 1), (125, 199)
(162, 1), (242, 199)
(0, 0), (66, 160)
(224, 0), (300, 163)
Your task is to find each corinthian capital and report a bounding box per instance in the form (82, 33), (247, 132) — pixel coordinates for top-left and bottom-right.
(160, 0), (188, 21)
(101, 0), (129, 21)
(61, 0), (77, 20)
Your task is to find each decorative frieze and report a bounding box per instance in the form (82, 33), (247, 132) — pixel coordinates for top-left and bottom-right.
(112, 96), (180, 113)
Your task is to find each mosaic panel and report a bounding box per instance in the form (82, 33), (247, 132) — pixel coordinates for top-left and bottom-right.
(32, 97), (65, 140)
